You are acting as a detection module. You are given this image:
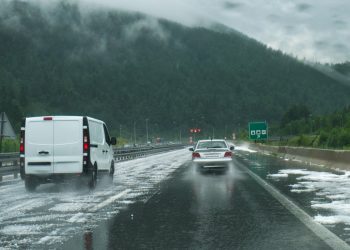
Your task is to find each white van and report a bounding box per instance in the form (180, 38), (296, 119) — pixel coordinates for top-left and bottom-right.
(19, 116), (116, 191)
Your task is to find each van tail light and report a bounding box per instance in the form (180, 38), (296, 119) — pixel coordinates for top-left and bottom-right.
(43, 117), (53, 121)
(20, 119), (25, 180)
(20, 127), (25, 154)
(192, 152), (201, 158)
(83, 128), (90, 166)
(83, 125), (90, 153)
(83, 117), (90, 170)
(20, 144), (24, 153)
(224, 151), (232, 157)
(83, 141), (89, 151)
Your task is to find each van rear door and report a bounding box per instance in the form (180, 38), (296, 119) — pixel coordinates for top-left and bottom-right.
(25, 117), (54, 175)
(53, 117), (83, 174)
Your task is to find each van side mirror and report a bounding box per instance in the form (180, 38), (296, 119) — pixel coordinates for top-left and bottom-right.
(110, 137), (117, 145)
(189, 147), (194, 152)
(230, 146), (235, 151)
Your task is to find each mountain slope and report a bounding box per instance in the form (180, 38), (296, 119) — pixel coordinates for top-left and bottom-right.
(1, 1), (350, 137)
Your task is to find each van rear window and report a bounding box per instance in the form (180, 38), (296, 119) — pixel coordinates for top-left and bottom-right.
(54, 120), (80, 144)
(26, 121), (53, 144)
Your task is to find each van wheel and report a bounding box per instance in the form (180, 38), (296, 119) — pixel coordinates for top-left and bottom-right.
(25, 176), (38, 192)
(89, 164), (97, 189)
(109, 161), (115, 182)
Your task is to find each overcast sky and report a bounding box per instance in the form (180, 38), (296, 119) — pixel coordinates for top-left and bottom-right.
(42, 0), (350, 63)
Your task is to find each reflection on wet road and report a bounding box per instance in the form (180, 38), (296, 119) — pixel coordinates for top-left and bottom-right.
(64, 158), (332, 249)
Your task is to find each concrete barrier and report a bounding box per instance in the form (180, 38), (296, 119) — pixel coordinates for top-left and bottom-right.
(251, 144), (350, 170)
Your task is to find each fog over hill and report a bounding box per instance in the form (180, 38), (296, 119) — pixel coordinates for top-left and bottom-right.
(32, 0), (350, 63)
(1, 1), (350, 138)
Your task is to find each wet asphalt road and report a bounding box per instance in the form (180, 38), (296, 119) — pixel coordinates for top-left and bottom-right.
(63, 158), (331, 250)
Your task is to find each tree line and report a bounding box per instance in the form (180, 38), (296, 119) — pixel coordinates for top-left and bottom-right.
(1, 1), (350, 147)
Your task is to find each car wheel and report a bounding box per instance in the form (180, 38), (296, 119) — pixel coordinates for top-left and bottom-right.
(88, 163), (97, 190)
(25, 176), (38, 192)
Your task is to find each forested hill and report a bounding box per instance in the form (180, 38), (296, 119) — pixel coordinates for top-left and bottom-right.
(1, 1), (350, 137)
(333, 62), (350, 76)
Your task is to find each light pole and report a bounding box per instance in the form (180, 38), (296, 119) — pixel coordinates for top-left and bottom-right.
(133, 121), (136, 146)
(173, 121), (177, 142)
(146, 118), (149, 144)
(224, 124), (227, 139)
(0, 112), (4, 153)
(119, 124), (122, 138)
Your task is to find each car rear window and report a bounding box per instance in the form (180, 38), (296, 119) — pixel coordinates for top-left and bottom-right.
(197, 141), (227, 149)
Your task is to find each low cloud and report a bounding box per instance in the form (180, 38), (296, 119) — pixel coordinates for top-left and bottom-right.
(1, 0), (350, 63)
(123, 18), (170, 42)
(77, 0), (350, 63)
(296, 3), (312, 12)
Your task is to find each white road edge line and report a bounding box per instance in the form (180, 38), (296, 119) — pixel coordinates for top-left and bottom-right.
(236, 160), (350, 250)
(89, 189), (131, 213)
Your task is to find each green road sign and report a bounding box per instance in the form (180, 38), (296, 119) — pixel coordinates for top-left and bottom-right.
(249, 122), (268, 140)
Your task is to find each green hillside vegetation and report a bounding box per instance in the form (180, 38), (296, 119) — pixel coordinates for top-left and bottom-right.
(272, 105), (350, 149)
(1, 1), (350, 142)
(333, 62), (350, 76)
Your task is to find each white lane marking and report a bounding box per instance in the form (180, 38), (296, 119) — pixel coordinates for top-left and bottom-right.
(67, 212), (86, 223)
(235, 160), (350, 250)
(89, 189), (131, 213)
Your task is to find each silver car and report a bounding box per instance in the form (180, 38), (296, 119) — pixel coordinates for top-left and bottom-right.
(189, 139), (234, 169)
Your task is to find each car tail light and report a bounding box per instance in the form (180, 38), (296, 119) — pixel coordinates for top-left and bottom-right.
(192, 152), (201, 158)
(224, 151), (232, 157)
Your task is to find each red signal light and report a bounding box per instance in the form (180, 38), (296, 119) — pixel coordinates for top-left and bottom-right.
(84, 143), (89, 151)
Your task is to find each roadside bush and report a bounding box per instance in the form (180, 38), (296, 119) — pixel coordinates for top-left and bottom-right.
(0, 139), (19, 153)
(338, 129), (350, 147)
(319, 131), (329, 146)
(297, 135), (314, 147)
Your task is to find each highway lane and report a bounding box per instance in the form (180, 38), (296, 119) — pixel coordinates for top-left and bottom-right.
(0, 149), (189, 249)
(3, 146), (350, 249)
(63, 155), (341, 249)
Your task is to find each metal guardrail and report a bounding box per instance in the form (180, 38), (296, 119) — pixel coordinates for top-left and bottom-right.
(0, 153), (20, 181)
(0, 144), (185, 181)
(114, 144), (185, 161)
